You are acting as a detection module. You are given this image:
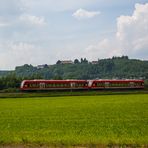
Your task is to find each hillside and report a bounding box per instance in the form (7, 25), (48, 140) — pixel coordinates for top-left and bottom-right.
(14, 56), (148, 79)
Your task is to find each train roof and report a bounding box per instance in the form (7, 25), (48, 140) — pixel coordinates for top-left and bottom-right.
(22, 79), (144, 83)
(93, 79), (144, 82)
(22, 79), (87, 83)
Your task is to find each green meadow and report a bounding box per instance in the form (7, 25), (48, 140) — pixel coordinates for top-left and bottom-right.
(0, 94), (147, 146)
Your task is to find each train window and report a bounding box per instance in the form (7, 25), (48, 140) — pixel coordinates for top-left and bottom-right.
(55, 84), (58, 87)
(97, 83), (104, 87)
(63, 83), (67, 87)
(105, 82), (109, 87)
(64, 84), (67, 87)
(93, 83), (96, 86)
(97, 83), (103, 87)
(29, 83), (37, 88)
(130, 82), (135, 87)
(33, 84), (38, 87)
(79, 83), (84, 87)
(29, 84), (35, 88)
(111, 83), (114, 87)
(24, 84), (28, 87)
(48, 84), (51, 87)
(57, 84), (60, 87)
(47, 84), (51, 87)
(122, 83), (125, 87)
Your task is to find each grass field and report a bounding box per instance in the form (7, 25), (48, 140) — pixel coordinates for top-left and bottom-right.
(0, 94), (148, 147)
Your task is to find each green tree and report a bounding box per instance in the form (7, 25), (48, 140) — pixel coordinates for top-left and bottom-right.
(74, 59), (79, 64)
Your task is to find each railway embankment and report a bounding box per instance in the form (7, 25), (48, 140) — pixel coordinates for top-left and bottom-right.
(0, 89), (148, 98)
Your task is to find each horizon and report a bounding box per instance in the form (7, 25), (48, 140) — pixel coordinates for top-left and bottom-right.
(0, 0), (148, 70)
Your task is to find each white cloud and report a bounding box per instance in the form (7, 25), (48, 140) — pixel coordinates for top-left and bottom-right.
(84, 3), (148, 60)
(0, 22), (10, 27)
(0, 0), (24, 16)
(0, 42), (47, 70)
(115, 3), (148, 58)
(73, 8), (100, 20)
(19, 14), (46, 26)
(84, 38), (121, 60)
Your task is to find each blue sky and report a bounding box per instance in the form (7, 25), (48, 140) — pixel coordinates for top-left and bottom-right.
(0, 0), (148, 70)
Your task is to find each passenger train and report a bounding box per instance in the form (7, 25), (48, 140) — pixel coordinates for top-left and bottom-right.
(20, 79), (144, 91)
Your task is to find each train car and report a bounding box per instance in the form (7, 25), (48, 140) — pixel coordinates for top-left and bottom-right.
(90, 79), (144, 89)
(20, 79), (144, 91)
(20, 79), (88, 91)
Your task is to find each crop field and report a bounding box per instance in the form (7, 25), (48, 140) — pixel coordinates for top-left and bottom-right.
(0, 94), (148, 147)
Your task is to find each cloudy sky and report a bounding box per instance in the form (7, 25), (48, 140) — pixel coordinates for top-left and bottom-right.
(0, 0), (148, 70)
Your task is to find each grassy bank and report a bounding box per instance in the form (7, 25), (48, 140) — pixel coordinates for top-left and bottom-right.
(0, 89), (148, 98)
(0, 94), (147, 146)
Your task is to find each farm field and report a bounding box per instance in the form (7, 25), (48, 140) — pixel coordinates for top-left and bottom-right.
(0, 94), (148, 147)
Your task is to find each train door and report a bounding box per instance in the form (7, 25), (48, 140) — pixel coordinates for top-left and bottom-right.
(130, 82), (135, 87)
(88, 80), (93, 88)
(70, 82), (76, 88)
(39, 83), (46, 89)
(105, 82), (110, 88)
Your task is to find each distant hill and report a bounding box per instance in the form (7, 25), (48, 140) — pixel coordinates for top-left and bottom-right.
(0, 56), (148, 80)
(5, 56), (148, 80)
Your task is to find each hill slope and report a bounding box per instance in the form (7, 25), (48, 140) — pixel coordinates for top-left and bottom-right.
(13, 57), (148, 79)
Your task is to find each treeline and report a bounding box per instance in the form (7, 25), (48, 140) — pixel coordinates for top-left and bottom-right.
(0, 56), (148, 91)
(14, 56), (148, 79)
(0, 74), (43, 92)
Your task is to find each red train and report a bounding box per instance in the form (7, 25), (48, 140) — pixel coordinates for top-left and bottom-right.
(20, 79), (144, 91)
